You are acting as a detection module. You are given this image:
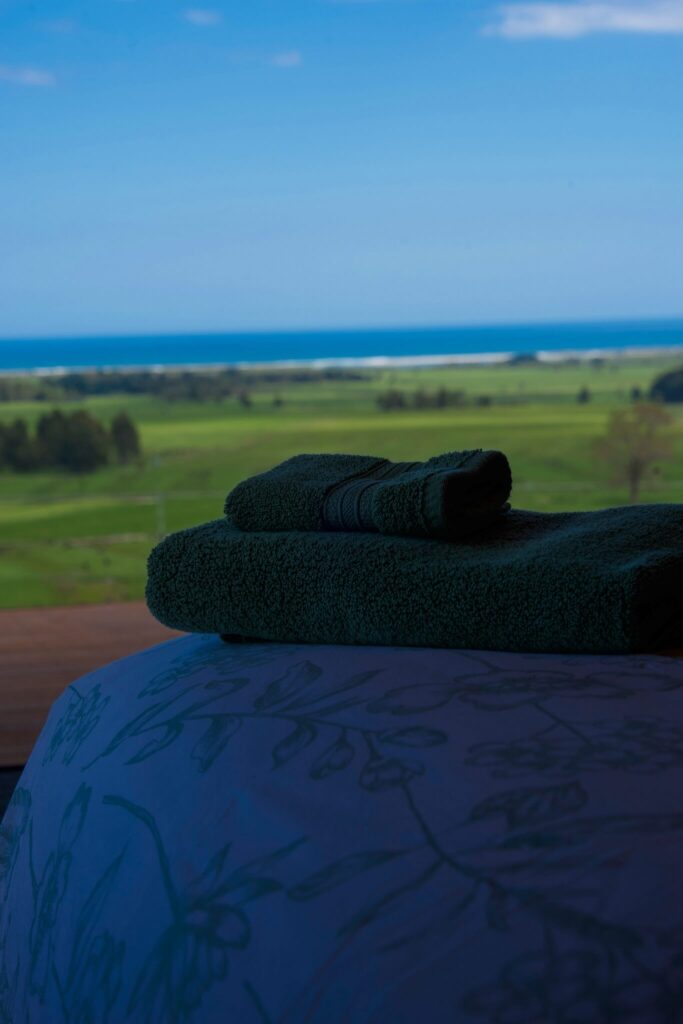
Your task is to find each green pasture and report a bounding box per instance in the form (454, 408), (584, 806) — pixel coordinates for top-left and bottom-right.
(1, 355), (683, 609)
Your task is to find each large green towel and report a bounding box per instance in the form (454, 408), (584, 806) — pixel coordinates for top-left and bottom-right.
(224, 450), (512, 539)
(146, 504), (683, 654)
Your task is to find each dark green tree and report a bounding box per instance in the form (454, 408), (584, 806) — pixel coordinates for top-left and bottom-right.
(36, 410), (70, 466)
(376, 390), (407, 411)
(110, 411), (141, 464)
(651, 366), (683, 403)
(594, 402), (675, 503)
(1, 419), (43, 471)
(61, 411), (110, 473)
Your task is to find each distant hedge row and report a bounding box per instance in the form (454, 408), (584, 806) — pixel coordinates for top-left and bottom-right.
(0, 366), (367, 403)
(377, 388), (492, 411)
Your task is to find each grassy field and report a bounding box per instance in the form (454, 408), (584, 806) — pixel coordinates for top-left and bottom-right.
(1, 355), (683, 609)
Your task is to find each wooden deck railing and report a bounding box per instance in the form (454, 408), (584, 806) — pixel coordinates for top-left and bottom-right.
(0, 603), (181, 767)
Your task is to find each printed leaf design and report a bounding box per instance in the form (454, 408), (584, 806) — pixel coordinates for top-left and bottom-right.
(359, 756), (425, 791)
(127, 722), (184, 765)
(202, 677), (250, 694)
(379, 727), (447, 748)
(272, 722), (317, 768)
(255, 662), (322, 710)
(196, 838), (305, 912)
(303, 696), (368, 717)
(525, 894), (641, 950)
(138, 667), (192, 697)
(224, 877), (282, 906)
(189, 905), (250, 950)
(309, 735), (355, 780)
(191, 716), (241, 772)
(66, 848), (126, 991)
(0, 787), (31, 852)
(196, 841), (232, 888)
(98, 702), (172, 759)
(501, 813), (683, 851)
(367, 683), (460, 716)
(224, 838), (307, 888)
(289, 850), (399, 901)
(104, 795), (294, 1022)
(469, 782), (588, 830)
(58, 784), (91, 850)
(285, 670), (382, 712)
(585, 670), (680, 694)
(0, 786), (31, 889)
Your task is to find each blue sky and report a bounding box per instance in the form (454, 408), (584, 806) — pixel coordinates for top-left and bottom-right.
(1, 0), (682, 338)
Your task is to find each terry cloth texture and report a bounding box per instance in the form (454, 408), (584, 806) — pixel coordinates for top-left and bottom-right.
(147, 504), (683, 654)
(224, 450), (512, 539)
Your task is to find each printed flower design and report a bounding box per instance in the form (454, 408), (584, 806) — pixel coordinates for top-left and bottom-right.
(0, 786), (31, 896)
(138, 641), (297, 697)
(0, 933), (17, 1024)
(360, 756), (425, 792)
(43, 684), (110, 766)
(449, 671), (625, 711)
(29, 784), (91, 999)
(103, 795), (298, 1023)
(462, 949), (667, 1024)
(63, 931), (125, 1023)
(7, 638), (683, 1024)
(52, 845), (128, 1023)
(468, 717), (683, 778)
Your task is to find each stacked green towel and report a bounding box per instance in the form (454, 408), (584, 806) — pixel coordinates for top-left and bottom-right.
(146, 504), (683, 653)
(224, 450), (512, 539)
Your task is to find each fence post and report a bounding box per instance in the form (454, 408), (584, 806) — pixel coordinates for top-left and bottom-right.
(156, 493), (166, 540)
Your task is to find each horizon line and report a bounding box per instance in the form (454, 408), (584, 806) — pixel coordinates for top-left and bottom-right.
(2, 313), (683, 345)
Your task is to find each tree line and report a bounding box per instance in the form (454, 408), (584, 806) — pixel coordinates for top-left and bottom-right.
(0, 410), (140, 473)
(2, 362), (682, 406)
(378, 384), (652, 410)
(377, 387), (492, 411)
(0, 366), (367, 403)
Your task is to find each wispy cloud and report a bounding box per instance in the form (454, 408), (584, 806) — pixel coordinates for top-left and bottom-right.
(0, 64), (56, 87)
(183, 8), (222, 26)
(269, 50), (303, 68)
(487, 0), (683, 38)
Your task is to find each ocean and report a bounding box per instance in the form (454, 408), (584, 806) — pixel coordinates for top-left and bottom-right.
(1, 319), (683, 373)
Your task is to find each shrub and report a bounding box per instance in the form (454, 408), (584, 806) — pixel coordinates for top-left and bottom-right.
(111, 411), (141, 464)
(650, 367), (683, 403)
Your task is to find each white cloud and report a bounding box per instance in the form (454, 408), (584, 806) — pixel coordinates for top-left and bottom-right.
(0, 64), (56, 87)
(487, 0), (683, 37)
(183, 8), (222, 26)
(269, 50), (303, 67)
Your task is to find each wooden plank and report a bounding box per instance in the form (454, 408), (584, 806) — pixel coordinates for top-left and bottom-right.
(0, 603), (182, 767)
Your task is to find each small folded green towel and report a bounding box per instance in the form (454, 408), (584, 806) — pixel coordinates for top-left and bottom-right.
(224, 450), (512, 539)
(146, 504), (683, 654)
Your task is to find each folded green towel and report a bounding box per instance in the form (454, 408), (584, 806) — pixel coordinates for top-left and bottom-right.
(224, 450), (512, 539)
(146, 504), (683, 654)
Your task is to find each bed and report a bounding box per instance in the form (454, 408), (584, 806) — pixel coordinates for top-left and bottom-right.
(2, 634), (683, 1022)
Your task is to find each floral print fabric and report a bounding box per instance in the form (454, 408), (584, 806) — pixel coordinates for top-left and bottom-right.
(2, 635), (683, 1023)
